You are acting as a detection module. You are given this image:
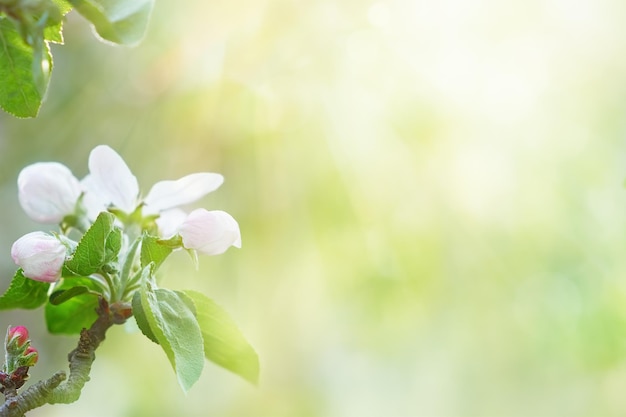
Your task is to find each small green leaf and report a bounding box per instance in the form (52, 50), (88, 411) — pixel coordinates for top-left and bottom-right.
(68, 0), (153, 46)
(183, 290), (259, 385)
(45, 278), (100, 334)
(65, 212), (118, 276)
(0, 19), (43, 117)
(140, 235), (172, 270)
(137, 281), (204, 392)
(49, 286), (91, 305)
(0, 269), (50, 310)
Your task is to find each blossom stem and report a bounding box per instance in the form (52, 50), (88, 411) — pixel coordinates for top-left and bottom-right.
(99, 272), (116, 303)
(118, 238), (141, 302)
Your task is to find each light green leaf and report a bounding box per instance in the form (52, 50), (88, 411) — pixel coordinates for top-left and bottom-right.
(44, 0), (73, 44)
(0, 19), (43, 117)
(68, 0), (153, 46)
(137, 281), (204, 392)
(65, 212), (119, 276)
(132, 289), (158, 344)
(45, 278), (100, 334)
(0, 269), (50, 310)
(183, 290), (260, 385)
(140, 235), (173, 270)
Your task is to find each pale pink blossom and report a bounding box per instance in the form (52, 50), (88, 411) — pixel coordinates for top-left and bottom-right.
(178, 209), (241, 255)
(11, 232), (67, 282)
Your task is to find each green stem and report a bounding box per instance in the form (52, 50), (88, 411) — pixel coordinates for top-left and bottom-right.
(118, 238), (141, 301)
(99, 272), (116, 303)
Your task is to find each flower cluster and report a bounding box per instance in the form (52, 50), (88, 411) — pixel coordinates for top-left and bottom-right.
(0, 325), (38, 391)
(11, 145), (241, 284)
(4, 326), (38, 369)
(0, 325), (39, 391)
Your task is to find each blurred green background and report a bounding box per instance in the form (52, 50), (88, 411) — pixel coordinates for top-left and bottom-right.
(2, 0), (626, 416)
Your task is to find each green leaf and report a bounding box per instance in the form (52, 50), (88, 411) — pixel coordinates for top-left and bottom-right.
(45, 278), (100, 334)
(49, 285), (91, 305)
(140, 235), (172, 270)
(0, 269), (50, 310)
(65, 212), (119, 276)
(105, 227), (122, 263)
(44, 0), (74, 44)
(183, 290), (259, 385)
(137, 281), (204, 392)
(68, 0), (153, 46)
(0, 19), (43, 117)
(132, 290), (158, 344)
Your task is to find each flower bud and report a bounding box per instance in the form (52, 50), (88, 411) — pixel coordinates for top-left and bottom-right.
(21, 346), (38, 367)
(178, 209), (241, 255)
(17, 162), (82, 224)
(7, 326), (29, 349)
(11, 232), (67, 282)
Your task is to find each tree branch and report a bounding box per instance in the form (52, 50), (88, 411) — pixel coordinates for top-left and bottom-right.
(0, 298), (128, 417)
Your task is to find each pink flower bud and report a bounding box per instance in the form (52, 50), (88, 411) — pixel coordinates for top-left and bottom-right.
(7, 326), (29, 348)
(22, 346), (38, 366)
(17, 162), (82, 224)
(178, 209), (241, 255)
(11, 232), (67, 282)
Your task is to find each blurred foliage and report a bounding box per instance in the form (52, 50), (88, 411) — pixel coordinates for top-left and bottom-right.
(0, 0), (153, 117)
(2, 0), (626, 416)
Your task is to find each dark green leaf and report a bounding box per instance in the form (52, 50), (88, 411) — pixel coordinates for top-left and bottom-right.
(140, 235), (172, 270)
(0, 19), (43, 117)
(183, 290), (259, 385)
(45, 278), (100, 334)
(65, 212), (118, 275)
(68, 0), (153, 46)
(49, 285), (90, 305)
(0, 269), (50, 310)
(137, 281), (204, 392)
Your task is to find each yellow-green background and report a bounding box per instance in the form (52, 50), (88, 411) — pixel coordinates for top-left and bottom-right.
(2, 0), (626, 416)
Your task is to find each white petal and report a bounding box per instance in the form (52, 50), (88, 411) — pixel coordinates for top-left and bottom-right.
(88, 145), (139, 213)
(17, 162), (82, 224)
(178, 209), (241, 255)
(144, 173), (224, 213)
(80, 175), (109, 221)
(155, 208), (188, 238)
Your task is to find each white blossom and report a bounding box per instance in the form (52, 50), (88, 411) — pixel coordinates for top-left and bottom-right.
(17, 162), (82, 224)
(83, 145), (229, 240)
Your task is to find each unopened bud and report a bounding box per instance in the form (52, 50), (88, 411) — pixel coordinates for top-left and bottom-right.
(7, 326), (29, 349)
(11, 231), (67, 282)
(21, 346), (38, 367)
